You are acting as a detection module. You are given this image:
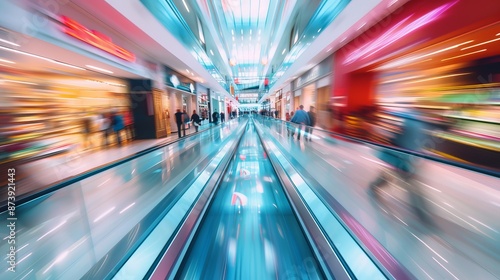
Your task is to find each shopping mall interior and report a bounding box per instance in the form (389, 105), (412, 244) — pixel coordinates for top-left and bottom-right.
(0, 0), (499, 279)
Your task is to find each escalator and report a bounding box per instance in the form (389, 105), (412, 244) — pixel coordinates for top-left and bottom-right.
(174, 120), (325, 279)
(4, 115), (497, 280)
(0, 119), (248, 280)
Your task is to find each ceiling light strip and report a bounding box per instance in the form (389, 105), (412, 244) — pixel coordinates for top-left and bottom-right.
(86, 65), (113, 74)
(0, 58), (15, 64)
(405, 73), (470, 84)
(0, 45), (85, 70)
(1, 79), (38, 85)
(0, 38), (20, 47)
(461, 37), (500, 50)
(182, 0), (190, 13)
(441, 49), (487, 61)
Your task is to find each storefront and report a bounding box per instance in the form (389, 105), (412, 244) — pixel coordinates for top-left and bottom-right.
(0, 1), (159, 172)
(330, 0), (500, 168)
(291, 56), (332, 129)
(164, 67), (198, 133)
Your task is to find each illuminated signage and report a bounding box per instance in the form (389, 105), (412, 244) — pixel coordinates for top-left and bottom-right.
(60, 16), (136, 62)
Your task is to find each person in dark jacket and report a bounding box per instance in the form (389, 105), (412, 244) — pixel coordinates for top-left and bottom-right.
(174, 109), (184, 138)
(212, 110), (219, 125)
(369, 112), (433, 223)
(191, 110), (201, 132)
(290, 105), (310, 140)
(305, 106), (317, 141)
(111, 111), (124, 146)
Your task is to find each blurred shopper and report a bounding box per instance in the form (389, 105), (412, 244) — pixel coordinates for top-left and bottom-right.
(290, 105), (310, 140)
(369, 111), (432, 223)
(123, 109), (134, 142)
(111, 111), (124, 146)
(183, 109), (190, 133)
(285, 112), (291, 136)
(191, 110), (201, 132)
(175, 109), (184, 138)
(305, 106), (317, 141)
(220, 111), (225, 123)
(82, 114), (93, 149)
(212, 110), (219, 125)
(99, 113), (111, 147)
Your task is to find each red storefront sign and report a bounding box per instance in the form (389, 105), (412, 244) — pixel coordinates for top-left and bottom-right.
(60, 16), (136, 62)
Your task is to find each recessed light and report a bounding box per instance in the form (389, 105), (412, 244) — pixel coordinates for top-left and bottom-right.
(86, 65), (113, 74)
(50, 60), (86, 70)
(182, 0), (190, 12)
(1, 79), (38, 85)
(357, 23), (366, 30)
(0, 58), (15, 64)
(0, 38), (19, 47)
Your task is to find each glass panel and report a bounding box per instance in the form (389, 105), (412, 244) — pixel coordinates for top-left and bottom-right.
(254, 116), (500, 279)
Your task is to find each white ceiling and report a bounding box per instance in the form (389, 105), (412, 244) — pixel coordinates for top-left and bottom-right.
(1, 0), (411, 103)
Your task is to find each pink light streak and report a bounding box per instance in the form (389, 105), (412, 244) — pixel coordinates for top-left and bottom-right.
(344, 1), (458, 65)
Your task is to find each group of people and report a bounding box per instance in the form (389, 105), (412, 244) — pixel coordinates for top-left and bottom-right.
(286, 105), (317, 141)
(83, 110), (133, 149)
(174, 109), (202, 138)
(211, 110), (227, 125)
(174, 108), (235, 138)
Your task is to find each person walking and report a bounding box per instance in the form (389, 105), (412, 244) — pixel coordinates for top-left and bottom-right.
(305, 106), (317, 141)
(220, 111), (225, 123)
(111, 111), (125, 146)
(212, 110), (219, 125)
(290, 105), (310, 140)
(174, 109), (184, 138)
(369, 111), (433, 223)
(191, 110), (201, 132)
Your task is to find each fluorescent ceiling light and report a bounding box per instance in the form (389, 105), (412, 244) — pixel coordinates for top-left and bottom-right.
(461, 37), (500, 50)
(318, 28), (322, 33)
(50, 60), (86, 70)
(182, 0), (190, 13)
(186, 69), (190, 72)
(0, 63), (15, 68)
(86, 65), (114, 74)
(210, 49), (214, 55)
(326, 47), (333, 52)
(388, 0), (398, 7)
(0, 45), (85, 70)
(0, 58), (15, 64)
(0, 38), (19, 47)
(379, 40), (473, 69)
(282, 48), (286, 55)
(441, 49), (487, 61)
(381, 75), (423, 84)
(404, 73), (470, 84)
(1, 79), (38, 85)
(357, 23), (366, 30)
